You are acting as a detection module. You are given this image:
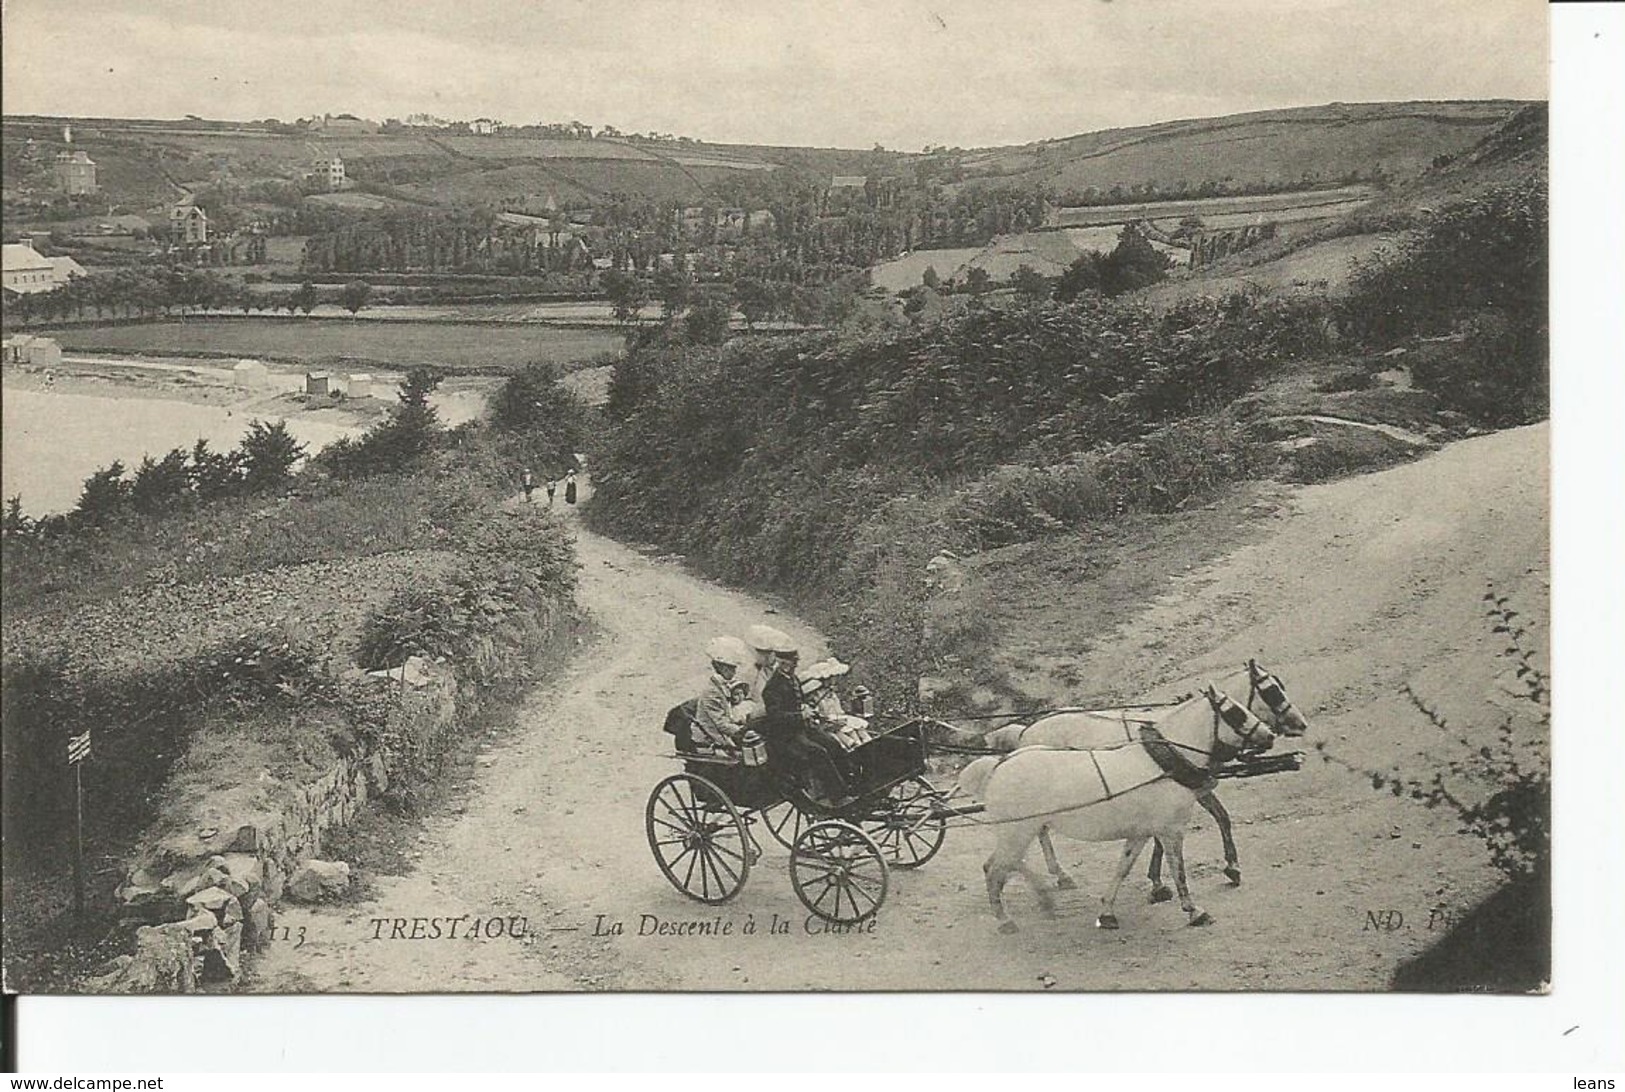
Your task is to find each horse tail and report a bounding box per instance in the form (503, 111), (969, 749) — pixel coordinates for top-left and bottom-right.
(958, 754), (1003, 801)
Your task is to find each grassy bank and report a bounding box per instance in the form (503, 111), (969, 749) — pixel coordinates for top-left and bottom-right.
(1, 366), (595, 991)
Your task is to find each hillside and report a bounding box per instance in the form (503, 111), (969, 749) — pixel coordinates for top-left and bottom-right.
(955, 100), (1527, 195)
(3, 100), (1532, 214)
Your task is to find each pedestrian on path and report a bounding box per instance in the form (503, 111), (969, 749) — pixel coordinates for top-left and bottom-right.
(521, 467), (535, 504)
(545, 478), (557, 506)
(564, 469), (578, 505)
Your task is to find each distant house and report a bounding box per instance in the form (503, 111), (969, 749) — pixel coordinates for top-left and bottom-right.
(53, 150), (98, 195)
(312, 113), (379, 135)
(470, 118), (500, 135)
(170, 203), (209, 245)
(830, 175), (868, 189)
(305, 372), (331, 396)
(2, 242), (66, 296)
(312, 156), (346, 191)
(46, 255), (87, 283)
(2, 334), (63, 366)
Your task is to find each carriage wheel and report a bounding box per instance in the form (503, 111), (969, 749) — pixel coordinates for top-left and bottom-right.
(859, 776), (947, 870)
(790, 821), (890, 924)
(646, 774), (751, 905)
(760, 799), (809, 850)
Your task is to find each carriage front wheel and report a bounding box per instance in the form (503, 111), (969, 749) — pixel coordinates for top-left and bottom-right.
(790, 821), (890, 924)
(858, 776), (947, 870)
(759, 799), (809, 850)
(646, 774), (752, 904)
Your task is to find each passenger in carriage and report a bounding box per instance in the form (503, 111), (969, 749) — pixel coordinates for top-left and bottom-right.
(742, 624), (790, 713)
(799, 659), (873, 751)
(760, 641), (854, 808)
(691, 636), (755, 752)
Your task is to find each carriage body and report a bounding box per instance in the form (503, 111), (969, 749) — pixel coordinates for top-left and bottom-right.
(647, 705), (948, 923)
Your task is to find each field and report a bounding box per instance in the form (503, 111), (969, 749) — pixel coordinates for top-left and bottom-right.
(49, 320), (624, 373)
(1050, 186), (1376, 228)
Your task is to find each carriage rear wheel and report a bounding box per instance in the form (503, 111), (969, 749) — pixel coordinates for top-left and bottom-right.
(760, 799), (809, 850)
(646, 773), (752, 904)
(790, 821), (890, 924)
(858, 776), (947, 870)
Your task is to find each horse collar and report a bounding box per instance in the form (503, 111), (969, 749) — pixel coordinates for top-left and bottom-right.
(1139, 725), (1216, 791)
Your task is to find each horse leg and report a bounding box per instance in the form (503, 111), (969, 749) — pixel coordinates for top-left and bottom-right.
(1097, 836), (1149, 930)
(1164, 831), (1213, 926)
(1038, 827), (1077, 890)
(1147, 838), (1174, 904)
(1198, 791), (1242, 885)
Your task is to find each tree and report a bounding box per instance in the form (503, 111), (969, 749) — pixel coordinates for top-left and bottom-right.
(74, 461), (131, 526)
(921, 265), (941, 290)
(734, 276), (777, 328)
(290, 280), (319, 315)
(1010, 263), (1049, 299)
(1054, 252), (1104, 301)
(1099, 221), (1174, 297)
(3, 496), (32, 538)
(341, 279), (373, 315)
(964, 266), (992, 296)
(238, 420), (306, 490)
(654, 267), (691, 322)
(601, 270), (649, 326)
(684, 296), (732, 344)
(130, 448), (193, 514)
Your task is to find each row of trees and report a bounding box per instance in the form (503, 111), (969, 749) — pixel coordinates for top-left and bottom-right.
(2, 268), (384, 323)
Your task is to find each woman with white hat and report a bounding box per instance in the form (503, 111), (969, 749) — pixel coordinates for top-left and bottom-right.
(691, 636), (753, 751)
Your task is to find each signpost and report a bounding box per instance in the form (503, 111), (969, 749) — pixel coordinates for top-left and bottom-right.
(68, 731), (91, 917)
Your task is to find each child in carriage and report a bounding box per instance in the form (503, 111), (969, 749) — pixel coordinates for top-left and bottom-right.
(798, 659), (873, 751)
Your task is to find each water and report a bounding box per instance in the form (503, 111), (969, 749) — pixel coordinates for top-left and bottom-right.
(3, 387), (366, 517)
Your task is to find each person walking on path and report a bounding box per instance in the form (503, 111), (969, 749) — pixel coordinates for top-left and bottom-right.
(564, 469), (578, 506)
(521, 467), (535, 504)
(545, 478), (557, 506)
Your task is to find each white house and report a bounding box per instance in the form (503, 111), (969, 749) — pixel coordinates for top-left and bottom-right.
(2, 334), (63, 366)
(2, 242), (59, 295)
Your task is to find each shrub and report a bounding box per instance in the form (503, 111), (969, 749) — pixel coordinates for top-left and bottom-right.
(239, 420), (307, 491)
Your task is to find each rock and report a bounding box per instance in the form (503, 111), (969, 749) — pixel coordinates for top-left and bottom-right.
(187, 886), (244, 927)
(243, 898), (273, 952)
(200, 923), (244, 983)
(287, 859), (351, 903)
(262, 857), (285, 902)
(97, 923), (198, 993)
(220, 853), (262, 898)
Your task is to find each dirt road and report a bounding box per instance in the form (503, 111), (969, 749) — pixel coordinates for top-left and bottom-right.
(252, 423), (1546, 992)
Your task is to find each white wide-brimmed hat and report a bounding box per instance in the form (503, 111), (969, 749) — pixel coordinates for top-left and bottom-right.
(705, 636), (751, 668)
(746, 624), (796, 654)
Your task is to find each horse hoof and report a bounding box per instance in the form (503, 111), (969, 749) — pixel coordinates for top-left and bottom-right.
(1188, 910), (1214, 927)
(1223, 866), (1242, 887)
(1148, 885), (1174, 904)
(998, 920), (1019, 935)
(1055, 875), (1078, 891)
(1095, 914), (1119, 930)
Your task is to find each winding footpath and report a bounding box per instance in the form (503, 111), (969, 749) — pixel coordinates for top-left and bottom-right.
(252, 424), (1546, 992)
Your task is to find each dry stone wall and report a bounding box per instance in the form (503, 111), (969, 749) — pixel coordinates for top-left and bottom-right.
(95, 655), (457, 992)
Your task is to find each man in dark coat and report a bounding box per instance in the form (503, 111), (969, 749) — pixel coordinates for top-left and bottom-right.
(761, 647), (851, 807)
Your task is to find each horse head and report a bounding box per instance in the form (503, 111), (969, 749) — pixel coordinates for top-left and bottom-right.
(1202, 684), (1276, 762)
(1245, 659), (1310, 737)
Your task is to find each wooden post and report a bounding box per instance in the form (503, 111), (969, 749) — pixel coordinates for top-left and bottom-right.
(72, 760), (85, 918)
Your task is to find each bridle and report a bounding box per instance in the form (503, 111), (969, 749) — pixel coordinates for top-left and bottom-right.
(1206, 687), (1271, 763)
(1245, 658), (1305, 735)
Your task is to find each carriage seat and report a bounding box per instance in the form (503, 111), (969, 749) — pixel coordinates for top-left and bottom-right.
(663, 699), (700, 754)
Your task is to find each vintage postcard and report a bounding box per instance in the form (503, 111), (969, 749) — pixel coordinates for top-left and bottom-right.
(2, 0), (1553, 1003)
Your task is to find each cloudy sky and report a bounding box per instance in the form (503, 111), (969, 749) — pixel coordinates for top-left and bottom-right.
(2, 0), (1547, 148)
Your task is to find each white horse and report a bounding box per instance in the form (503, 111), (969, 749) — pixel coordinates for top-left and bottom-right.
(961, 685), (1275, 933)
(984, 660), (1308, 895)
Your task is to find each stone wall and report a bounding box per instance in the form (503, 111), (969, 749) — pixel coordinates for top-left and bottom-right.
(94, 656), (458, 992)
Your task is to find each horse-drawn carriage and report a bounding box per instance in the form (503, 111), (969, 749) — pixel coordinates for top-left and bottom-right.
(645, 705), (959, 924)
(645, 660), (1309, 931)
